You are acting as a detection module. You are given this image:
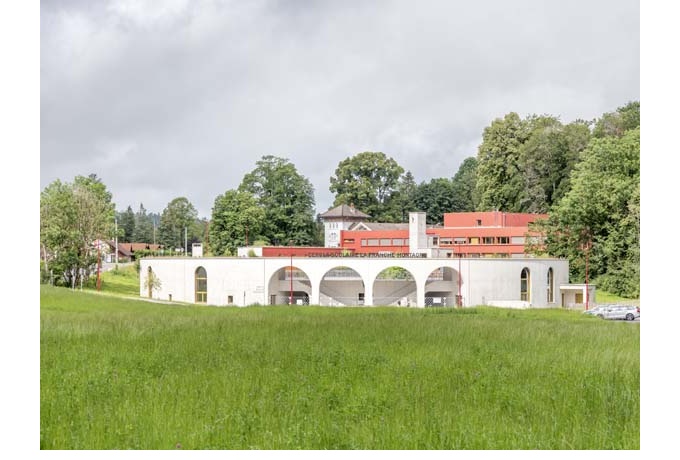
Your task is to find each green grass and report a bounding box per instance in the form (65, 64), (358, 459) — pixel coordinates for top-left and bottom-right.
(40, 285), (639, 450)
(86, 264), (140, 297)
(595, 290), (639, 305)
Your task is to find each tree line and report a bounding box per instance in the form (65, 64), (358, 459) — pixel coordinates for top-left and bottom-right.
(40, 101), (640, 297)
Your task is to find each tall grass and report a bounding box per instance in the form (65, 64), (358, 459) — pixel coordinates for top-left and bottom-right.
(40, 286), (639, 449)
(84, 264), (139, 297)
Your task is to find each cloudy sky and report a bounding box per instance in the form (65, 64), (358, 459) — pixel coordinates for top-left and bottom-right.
(40, 0), (640, 218)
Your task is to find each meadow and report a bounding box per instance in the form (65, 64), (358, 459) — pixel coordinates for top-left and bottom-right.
(40, 285), (639, 450)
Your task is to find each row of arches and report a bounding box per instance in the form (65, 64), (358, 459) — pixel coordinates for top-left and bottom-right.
(175, 265), (554, 307)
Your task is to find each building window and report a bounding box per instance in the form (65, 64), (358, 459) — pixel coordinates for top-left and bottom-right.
(367, 239), (379, 246)
(547, 268), (554, 303)
(380, 238), (392, 246)
(482, 237), (494, 244)
(343, 238), (355, 245)
(361, 239), (367, 246)
(453, 238), (467, 245)
(440, 237), (453, 246)
(476, 219), (482, 226)
(470, 237), (479, 245)
(392, 238), (405, 246)
(498, 236), (509, 244)
(521, 268), (530, 302)
(227, 295), (234, 304)
(195, 266), (207, 303)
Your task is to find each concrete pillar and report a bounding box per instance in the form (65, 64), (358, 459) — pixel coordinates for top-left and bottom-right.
(364, 281), (374, 306)
(416, 277), (426, 308)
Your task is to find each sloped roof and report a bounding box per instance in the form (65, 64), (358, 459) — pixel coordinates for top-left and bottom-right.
(105, 241), (163, 256)
(319, 204), (370, 219)
(348, 222), (409, 231)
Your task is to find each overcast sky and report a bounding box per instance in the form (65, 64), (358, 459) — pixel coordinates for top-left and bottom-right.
(40, 0), (640, 218)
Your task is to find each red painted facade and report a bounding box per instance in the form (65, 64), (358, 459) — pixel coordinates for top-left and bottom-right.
(261, 246), (353, 257)
(253, 211), (547, 258)
(340, 211), (547, 257)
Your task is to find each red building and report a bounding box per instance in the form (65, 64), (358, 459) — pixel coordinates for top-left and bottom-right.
(333, 208), (547, 258)
(239, 206), (547, 259)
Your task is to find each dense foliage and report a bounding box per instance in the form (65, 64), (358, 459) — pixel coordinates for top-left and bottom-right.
(209, 190), (265, 256)
(158, 197), (201, 253)
(40, 174), (115, 287)
(329, 151), (406, 222)
(239, 155), (318, 246)
(530, 124), (640, 297)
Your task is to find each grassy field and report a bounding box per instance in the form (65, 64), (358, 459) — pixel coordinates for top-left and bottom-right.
(86, 264), (140, 297)
(40, 285), (639, 450)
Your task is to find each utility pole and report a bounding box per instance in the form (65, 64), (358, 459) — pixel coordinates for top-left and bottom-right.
(115, 218), (119, 265)
(581, 227), (592, 311)
(289, 253), (293, 305)
(96, 239), (101, 291)
(457, 243), (462, 307)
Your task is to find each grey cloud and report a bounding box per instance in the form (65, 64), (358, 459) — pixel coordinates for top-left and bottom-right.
(41, 0), (640, 217)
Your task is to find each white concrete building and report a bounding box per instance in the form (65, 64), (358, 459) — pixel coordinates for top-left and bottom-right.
(139, 255), (570, 308)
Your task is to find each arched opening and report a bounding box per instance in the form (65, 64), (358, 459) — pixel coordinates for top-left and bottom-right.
(373, 266), (416, 307)
(195, 266), (207, 303)
(425, 267), (459, 307)
(268, 265), (311, 305)
(547, 267), (554, 304)
(521, 267), (530, 302)
(319, 266), (365, 306)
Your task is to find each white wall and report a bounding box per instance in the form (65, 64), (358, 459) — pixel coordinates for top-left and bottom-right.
(140, 256), (569, 308)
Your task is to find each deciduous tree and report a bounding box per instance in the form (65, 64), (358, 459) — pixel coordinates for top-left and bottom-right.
(239, 155), (317, 246)
(40, 174), (115, 287)
(329, 151), (405, 222)
(158, 197), (198, 253)
(209, 190), (266, 256)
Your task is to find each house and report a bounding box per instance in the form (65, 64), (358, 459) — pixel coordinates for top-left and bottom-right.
(104, 241), (163, 262)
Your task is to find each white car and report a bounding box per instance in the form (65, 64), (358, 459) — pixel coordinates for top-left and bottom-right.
(585, 305), (639, 321)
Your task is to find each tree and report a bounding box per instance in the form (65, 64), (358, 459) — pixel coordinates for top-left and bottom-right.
(118, 205), (136, 243)
(475, 113), (530, 212)
(414, 178), (458, 224)
(239, 155), (317, 246)
(393, 171), (418, 222)
(531, 127), (640, 297)
(132, 203), (155, 243)
(209, 190), (266, 255)
(329, 151), (405, 222)
(450, 157), (478, 212)
(158, 197), (198, 253)
(592, 101), (640, 138)
(40, 174), (115, 287)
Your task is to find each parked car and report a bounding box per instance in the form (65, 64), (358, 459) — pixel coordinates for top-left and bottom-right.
(584, 305), (639, 321)
(582, 305), (609, 316)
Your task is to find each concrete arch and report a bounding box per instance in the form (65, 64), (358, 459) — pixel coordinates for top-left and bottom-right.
(372, 266), (417, 307)
(319, 266), (365, 306)
(267, 265), (312, 305)
(424, 266), (459, 307)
